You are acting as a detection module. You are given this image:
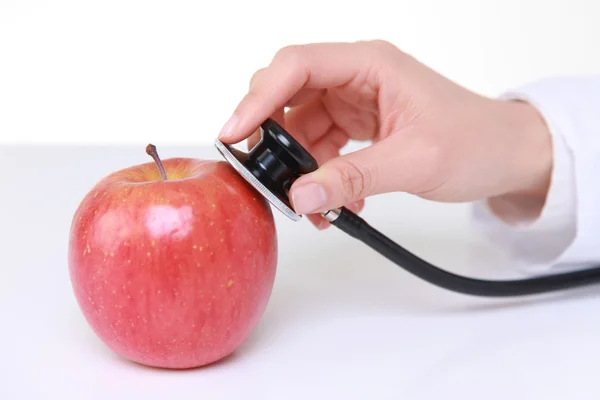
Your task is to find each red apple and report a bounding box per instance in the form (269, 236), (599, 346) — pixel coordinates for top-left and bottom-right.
(68, 145), (278, 369)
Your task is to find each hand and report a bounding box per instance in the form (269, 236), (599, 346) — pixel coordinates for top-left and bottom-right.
(218, 40), (553, 229)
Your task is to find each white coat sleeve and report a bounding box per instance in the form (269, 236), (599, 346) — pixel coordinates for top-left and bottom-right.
(472, 76), (600, 275)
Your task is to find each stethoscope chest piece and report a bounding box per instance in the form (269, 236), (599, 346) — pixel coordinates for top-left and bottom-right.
(214, 118), (318, 221)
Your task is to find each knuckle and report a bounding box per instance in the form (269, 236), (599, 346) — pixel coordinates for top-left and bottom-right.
(363, 39), (409, 67)
(274, 44), (304, 64)
(353, 40), (405, 75)
(249, 68), (266, 89)
(368, 39), (395, 50)
(273, 44), (308, 80)
(366, 39), (398, 56)
(336, 159), (376, 202)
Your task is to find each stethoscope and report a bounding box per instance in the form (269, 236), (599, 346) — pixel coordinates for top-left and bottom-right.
(215, 118), (600, 297)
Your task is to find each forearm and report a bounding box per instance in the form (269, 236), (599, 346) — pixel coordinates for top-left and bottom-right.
(473, 75), (600, 271)
(486, 98), (554, 225)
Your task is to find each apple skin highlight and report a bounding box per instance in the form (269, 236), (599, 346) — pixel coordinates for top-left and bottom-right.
(68, 157), (278, 369)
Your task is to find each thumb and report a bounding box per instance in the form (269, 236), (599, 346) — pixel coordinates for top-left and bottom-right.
(289, 140), (401, 215)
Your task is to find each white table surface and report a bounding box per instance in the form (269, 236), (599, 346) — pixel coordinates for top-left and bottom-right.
(3, 144), (600, 400)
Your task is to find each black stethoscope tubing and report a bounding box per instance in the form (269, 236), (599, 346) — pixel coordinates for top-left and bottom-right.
(323, 207), (600, 297)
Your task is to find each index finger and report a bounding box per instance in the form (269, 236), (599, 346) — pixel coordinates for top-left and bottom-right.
(218, 41), (376, 144)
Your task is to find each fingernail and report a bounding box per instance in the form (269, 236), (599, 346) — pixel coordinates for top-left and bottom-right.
(291, 183), (327, 214)
(219, 114), (239, 139)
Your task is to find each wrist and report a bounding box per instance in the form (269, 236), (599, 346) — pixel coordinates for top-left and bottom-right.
(488, 99), (553, 224)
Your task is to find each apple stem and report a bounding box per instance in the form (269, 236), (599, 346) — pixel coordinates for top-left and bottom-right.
(145, 144), (167, 181)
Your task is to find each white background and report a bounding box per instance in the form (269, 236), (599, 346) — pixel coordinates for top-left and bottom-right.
(3, 1), (600, 399)
(1, 0), (600, 144)
(5, 144), (600, 400)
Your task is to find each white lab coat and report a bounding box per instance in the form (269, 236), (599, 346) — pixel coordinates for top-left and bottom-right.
(473, 76), (600, 275)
